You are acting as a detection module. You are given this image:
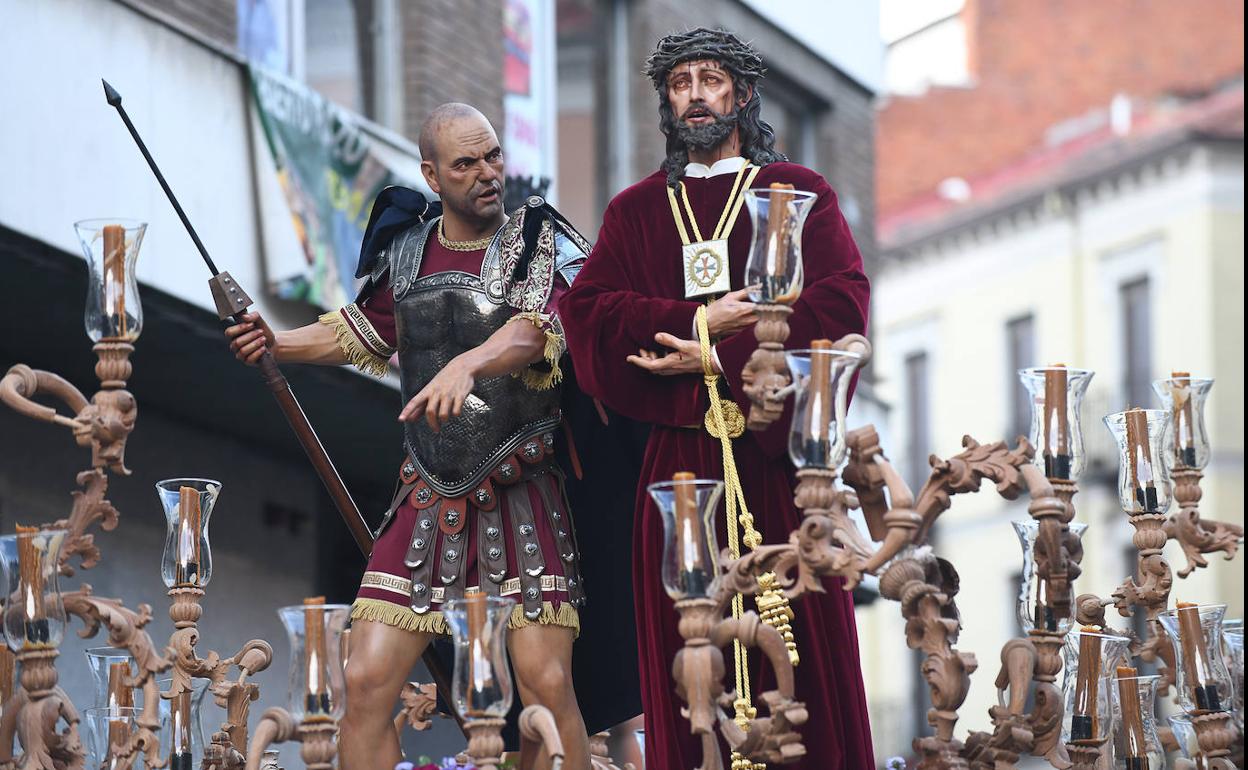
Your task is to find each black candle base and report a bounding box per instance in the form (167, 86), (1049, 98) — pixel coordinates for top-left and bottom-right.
(23, 619), (49, 645)
(305, 692), (331, 715)
(1045, 453), (1072, 481)
(1134, 486), (1159, 512)
(679, 568), (710, 598)
(1070, 714), (1093, 742)
(170, 752), (194, 770)
(1195, 684), (1222, 712)
(1181, 447), (1198, 468)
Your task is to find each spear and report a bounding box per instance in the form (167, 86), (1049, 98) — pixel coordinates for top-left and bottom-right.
(102, 78), (373, 554)
(101, 79), (462, 728)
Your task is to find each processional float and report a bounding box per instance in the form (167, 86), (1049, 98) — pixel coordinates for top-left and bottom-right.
(0, 84), (622, 770)
(651, 181), (1243, 770)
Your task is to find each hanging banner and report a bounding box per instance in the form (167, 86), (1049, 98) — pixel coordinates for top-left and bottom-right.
(503, 0), (557, 201)
(249, 65), (411, 310)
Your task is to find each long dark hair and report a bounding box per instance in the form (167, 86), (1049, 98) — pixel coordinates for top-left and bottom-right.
(645, 28), (786, 185)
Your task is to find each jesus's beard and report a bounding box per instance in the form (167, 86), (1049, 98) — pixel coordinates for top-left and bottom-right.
(674, 106), (739, 151)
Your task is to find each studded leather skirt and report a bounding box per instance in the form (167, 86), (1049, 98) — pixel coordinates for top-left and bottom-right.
(352, 434), (585, 636)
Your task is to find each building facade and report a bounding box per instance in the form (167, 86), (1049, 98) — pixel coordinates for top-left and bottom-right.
(868, 43), (1243, 770)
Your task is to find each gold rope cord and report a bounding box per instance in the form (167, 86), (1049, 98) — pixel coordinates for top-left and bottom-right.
(666, 163), (761, 246)
(696, 306), (767, 770)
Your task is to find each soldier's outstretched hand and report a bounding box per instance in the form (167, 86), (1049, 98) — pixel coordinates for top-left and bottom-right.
(399, 358), (476, 432)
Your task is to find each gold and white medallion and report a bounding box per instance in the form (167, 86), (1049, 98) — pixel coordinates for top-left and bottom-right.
(683, 238), (731, 298)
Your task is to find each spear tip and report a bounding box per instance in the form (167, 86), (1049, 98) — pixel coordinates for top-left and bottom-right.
(101, 79), (122, 107)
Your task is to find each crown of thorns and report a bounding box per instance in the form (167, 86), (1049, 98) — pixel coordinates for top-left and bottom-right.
(644, 27), (766, 91)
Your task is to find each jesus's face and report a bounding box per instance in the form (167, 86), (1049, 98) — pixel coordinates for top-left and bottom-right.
(665, 59), (748, 152)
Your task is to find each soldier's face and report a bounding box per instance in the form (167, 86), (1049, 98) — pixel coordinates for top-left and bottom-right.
(424, 115), (505, 221)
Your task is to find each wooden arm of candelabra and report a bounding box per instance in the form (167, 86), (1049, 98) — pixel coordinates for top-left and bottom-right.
(244, 707), (298, 770)
(588, 732), (637, 770)
(1167, 468), (1242, 578)
(670, 597), (807, 770)
(517, 705), (566, 770)
(1, 346), (137, 475)
(394, 681), (440, 736)
(710, 612), (808, 764)
(244, 707), (336, 770)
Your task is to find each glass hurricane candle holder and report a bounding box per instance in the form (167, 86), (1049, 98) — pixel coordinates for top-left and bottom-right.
(160, 675), (209, 770)
(155, 479), (220, 589)
(1151, 375), (1213, 471)
(0, 528), (69, 652)
(647, 477), (725, 601)
(1167, 713), (1202, 761)
(85, 646), (139, 710)
(1222, 619), (1243, 728)
(1019, 367), (1094, 481)
(443, 593), (515, 719)
(1111, 672), (1164, 769)
(785, 346), (862, 469)
(74, 219), (147, 343)
(83, 705), (151, 770)
(1012, 519), (1089, 634)
(1103, 410), (1172, 515)
(1062, 627), (1131, 744)
(743, 187), (817, 305)
(277, 603), (351, 721)
(1158, 603), (1234, 715)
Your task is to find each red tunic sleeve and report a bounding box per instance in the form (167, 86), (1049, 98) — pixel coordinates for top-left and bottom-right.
(559, 200), (707, 427)
(715, 177), (870, 459)
(318, 271), (398, 376)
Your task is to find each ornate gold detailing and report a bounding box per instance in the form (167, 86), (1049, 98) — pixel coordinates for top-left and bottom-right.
(438, 218), (494, 252)
(705, 398), (745, 439)
(755, 572), (798, 667)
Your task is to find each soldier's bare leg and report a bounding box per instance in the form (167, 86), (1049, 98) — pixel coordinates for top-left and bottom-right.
(340, 619), (433, 770)
(509, 623), (590, 770)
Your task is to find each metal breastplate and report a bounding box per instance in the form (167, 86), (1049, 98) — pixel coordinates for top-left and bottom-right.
(391, 219), (561, 498)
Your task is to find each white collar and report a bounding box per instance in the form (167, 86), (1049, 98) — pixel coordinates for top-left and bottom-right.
(683, 156), (747, 179)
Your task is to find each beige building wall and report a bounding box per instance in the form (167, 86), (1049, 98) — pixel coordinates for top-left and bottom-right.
(855, 140), (1245, 762)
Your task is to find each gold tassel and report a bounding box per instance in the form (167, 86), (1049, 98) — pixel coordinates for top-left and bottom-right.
(756, 571), (799, 666)
(508, 312), (565, 391)
(318, 311), (390, 377)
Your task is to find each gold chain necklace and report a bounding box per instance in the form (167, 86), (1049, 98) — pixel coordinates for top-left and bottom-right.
(437, 218), (495, 252)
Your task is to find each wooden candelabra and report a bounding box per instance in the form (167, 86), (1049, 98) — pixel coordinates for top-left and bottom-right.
(0, 343), (612, 770)
(729, 334), (1244, 770)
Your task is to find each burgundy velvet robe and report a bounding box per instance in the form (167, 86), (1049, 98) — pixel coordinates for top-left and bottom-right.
(559, 163), (875, 769)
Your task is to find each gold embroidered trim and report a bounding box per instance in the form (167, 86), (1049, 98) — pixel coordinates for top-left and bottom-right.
(318, 306), (392, 377)
(507, 311), (565, 391)
(360, 570), (411, 597)
(359, 571), (570, 600)
(351, 598), (580, 637)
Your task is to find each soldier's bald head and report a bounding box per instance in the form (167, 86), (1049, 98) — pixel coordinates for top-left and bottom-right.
(418, 103), (491, 164)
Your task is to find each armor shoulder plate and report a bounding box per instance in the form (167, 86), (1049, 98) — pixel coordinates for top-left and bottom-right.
(391, 218), (438, 302)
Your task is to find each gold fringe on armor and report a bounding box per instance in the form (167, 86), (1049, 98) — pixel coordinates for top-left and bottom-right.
(318, 307), (392, 377)
(508, 312), (565, 391)
(508, 600), (581, 638)
(351, 598), (580, 637)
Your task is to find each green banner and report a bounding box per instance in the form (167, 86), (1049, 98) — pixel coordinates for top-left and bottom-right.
(249, 66), (408, 310)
